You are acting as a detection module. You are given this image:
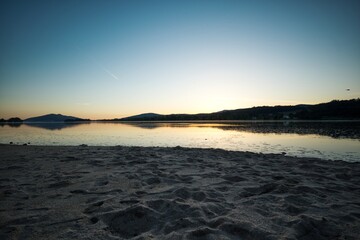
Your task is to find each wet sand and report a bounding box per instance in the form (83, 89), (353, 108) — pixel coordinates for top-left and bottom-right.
(0, 145), (359, 239)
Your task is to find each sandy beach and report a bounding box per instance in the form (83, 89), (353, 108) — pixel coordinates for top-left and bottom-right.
(0, 144), (359, 239)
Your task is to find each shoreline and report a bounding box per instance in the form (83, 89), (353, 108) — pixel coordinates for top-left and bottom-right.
(1, 143), (358, 163)
(1, 145), (359, 239)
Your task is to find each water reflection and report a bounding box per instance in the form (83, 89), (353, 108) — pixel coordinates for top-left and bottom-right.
(0, 122), (22, 128)
(121, 121), (360, 140)
(2, 121), (359, 139)
(1, 122), (90, 130)
(0, 121), (359, 161)
(25, 122), (90, 131)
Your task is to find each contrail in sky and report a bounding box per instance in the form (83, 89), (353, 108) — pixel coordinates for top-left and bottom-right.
(101, 67), (119, 80)
(87, 54), (119, 80)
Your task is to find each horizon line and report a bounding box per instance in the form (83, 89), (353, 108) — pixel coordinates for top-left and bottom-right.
(1, 98), (358, 120)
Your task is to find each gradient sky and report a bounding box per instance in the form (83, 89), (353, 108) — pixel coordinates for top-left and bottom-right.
(1, 0), (359, 119)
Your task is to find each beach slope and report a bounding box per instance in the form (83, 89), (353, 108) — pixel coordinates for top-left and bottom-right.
(0, 145), (359, 239)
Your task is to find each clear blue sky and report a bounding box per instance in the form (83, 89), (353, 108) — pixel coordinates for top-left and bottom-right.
(0, 0), (359, 119)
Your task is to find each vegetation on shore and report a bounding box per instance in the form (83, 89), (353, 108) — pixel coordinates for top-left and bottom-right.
(2, 99), (359, 123)
(119, 99), (360, 121)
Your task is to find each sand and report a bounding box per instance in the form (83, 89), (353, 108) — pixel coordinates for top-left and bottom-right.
(0, 145), (359, 239)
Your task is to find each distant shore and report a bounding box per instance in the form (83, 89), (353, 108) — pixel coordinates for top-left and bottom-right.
(2, 98), (360, 123)
(0, 145), (359, 239)
(2, 120), (360, 141)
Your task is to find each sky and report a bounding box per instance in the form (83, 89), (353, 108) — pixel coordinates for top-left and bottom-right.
(0, 0), (359, 119)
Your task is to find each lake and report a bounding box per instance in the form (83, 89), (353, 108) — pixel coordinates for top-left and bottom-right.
(0, 121), (359, 162)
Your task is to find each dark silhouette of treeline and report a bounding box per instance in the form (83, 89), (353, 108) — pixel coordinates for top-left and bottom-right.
(2, 99), (359, 123)
(0, 117), (23, 123)
(119, 99), (360, 121)
(0, 117), (23, 127)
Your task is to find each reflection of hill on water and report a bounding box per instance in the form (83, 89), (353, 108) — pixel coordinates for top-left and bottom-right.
(214, 122), (360, 140)
(122, 122), (163, 129)
(0, 122), (22, 128)
(122, 122), (190, 129)
(25, 122), (90, 130)
(123, 121), (360, 140)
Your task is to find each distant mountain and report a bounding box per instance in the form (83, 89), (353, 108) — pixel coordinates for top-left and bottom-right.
(119, 99), (360, 121)
(25, 114), (88, 122)
(3, 99), (359, 123)
(120, 113), (163, 121)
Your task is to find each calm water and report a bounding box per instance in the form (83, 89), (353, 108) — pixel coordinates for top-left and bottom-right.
(1, 121), (359, 162)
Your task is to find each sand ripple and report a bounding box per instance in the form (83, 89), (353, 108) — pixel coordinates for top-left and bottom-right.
(0, 145), (359, 239)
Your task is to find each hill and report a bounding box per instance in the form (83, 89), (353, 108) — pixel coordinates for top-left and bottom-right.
(119, 99), (360, 121)
(25, 114), (89, 122)
(120, 113), (163, 121)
